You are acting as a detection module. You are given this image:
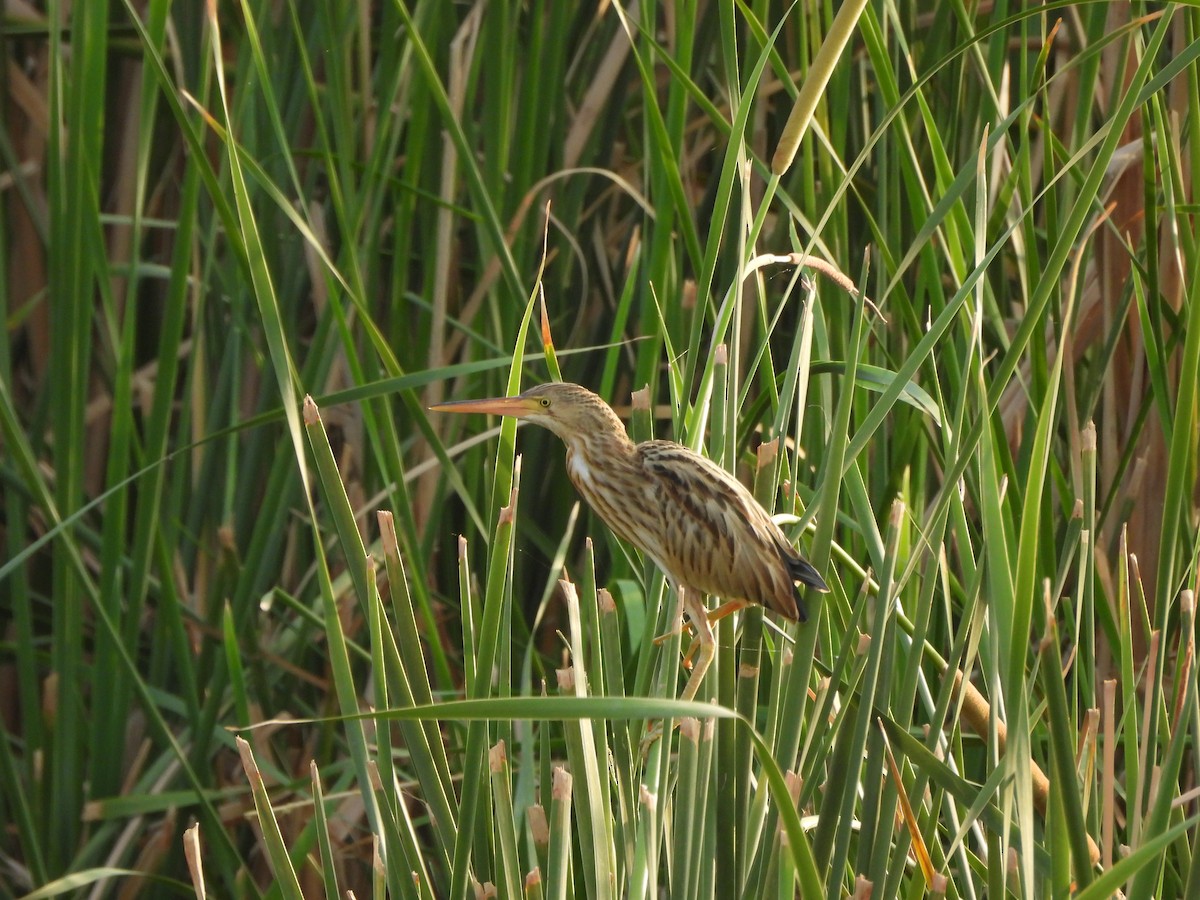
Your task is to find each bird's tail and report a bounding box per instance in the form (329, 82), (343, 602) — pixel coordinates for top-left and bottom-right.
(777, 546), (830, 624)
(789, 555), (830, 594)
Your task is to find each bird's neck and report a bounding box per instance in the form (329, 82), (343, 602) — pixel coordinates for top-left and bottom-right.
(561, 423), (635, 479)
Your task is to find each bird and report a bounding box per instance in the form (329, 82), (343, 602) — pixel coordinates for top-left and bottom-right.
(430, 382), (829, 704)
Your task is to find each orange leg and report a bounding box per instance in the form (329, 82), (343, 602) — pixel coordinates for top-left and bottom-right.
(678, 587), (715, 702)
(656, 597), (748, 667)
(641, 587), (722, 754)
(681, 634), (701, 668)
(654, 597), (750, 650)
(707, 597), (749, 624)
(678, 599), (749, 665)
(651, 583), (687, 646)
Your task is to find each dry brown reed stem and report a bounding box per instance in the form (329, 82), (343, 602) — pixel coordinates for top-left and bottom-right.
(950, 669), (1102, 866)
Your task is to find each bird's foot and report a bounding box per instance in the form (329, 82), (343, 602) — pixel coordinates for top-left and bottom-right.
(653, 599), (748, 647)
(639, 720), (666, 755)
(652, 613), (691, 646)
(640, 717), (686, 756)
(651, 626), (681, 647)
(651, 632), (701, 673)
(651, 589), (690, 646)
(681, 635), (701, 669)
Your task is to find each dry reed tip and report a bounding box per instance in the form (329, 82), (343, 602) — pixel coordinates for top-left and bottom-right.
(528, 805), (548, 844)
(489, 740), (506, 772)
(182, 823), (205, 896)
(539, 286), (554, 349)
(555, 667), (575, 691)
(598, 587), (616, 614)
(234, 736), (258, 781)
(679, 717), (700, 743)
(378, 511), (398, 555)
(757, 438), (779, 469)
(302, 394), (320, 425)
(552, 766), (572, 799)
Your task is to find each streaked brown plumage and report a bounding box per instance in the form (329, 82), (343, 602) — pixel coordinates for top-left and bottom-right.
(430, 382), (829, 702)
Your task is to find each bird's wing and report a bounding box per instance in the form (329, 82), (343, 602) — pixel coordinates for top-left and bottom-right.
(635, 440), (804, 619)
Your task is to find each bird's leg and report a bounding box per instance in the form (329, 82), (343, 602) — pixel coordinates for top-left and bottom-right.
(651, 582), (688, 646)
(681, 634), (701, 669)
(654, 595), (748, 651)
(664, 594), (718, 668)
(678, 599), (747, 668)
(678, 588), (715, 703)
(707, 598), (749, 624)
(641, 586), (716, 755)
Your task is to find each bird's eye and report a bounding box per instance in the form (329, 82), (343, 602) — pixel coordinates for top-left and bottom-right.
(539, 397), (551, 408)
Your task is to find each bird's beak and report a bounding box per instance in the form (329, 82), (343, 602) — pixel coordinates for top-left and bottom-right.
(428, 395), (540, 418)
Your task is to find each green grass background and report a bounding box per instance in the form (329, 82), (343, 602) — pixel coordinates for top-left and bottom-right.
(2, 1), (1199, 897)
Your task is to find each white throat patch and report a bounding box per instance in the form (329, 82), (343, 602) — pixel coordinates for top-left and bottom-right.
(568, 452), (594, 485)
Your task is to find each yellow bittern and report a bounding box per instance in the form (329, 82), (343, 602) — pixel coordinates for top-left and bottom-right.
(431, 382), (829, 703)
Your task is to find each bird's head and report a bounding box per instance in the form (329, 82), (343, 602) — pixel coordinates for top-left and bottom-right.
(430, 382), (629, 449)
